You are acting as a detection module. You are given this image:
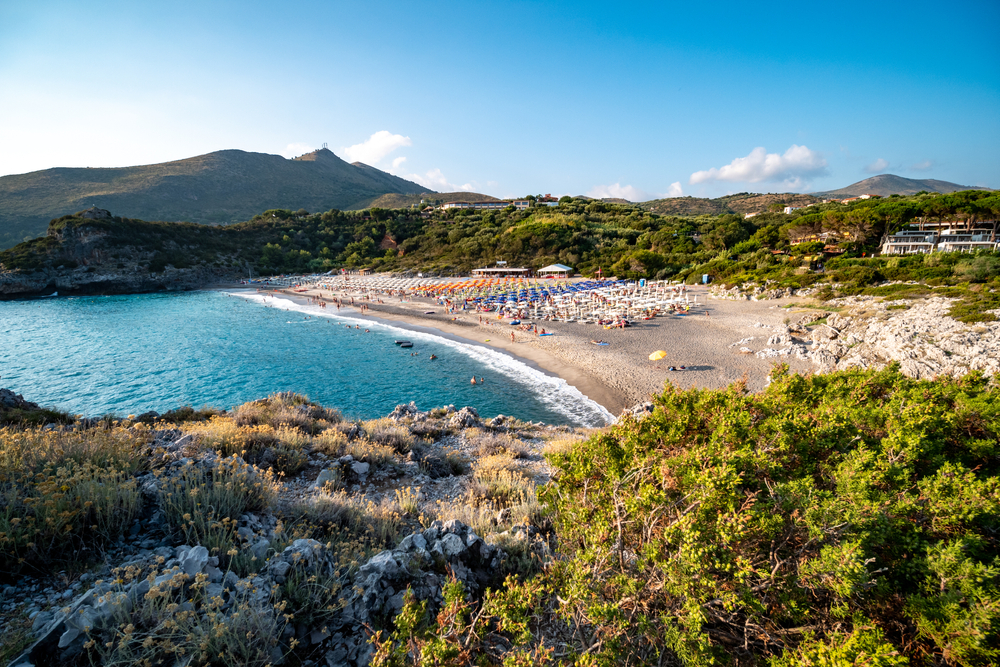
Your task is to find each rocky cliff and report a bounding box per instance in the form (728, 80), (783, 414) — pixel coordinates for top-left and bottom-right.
(0, 208), (244, 297)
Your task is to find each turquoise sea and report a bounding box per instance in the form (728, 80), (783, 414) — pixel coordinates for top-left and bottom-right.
(0, 290), (612, 426)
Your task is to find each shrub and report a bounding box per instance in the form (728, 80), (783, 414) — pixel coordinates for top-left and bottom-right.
(313, 428), (348, 457)
(193, 418), (309, 476)
(539, 366), (1000, 664)
(361, 417), (416, 453)
(344, 439), (400, 470)
(394, 487), (421, 517)
(419, 449), (468, 478)
(467, 429), (532, 459)
(0, 425), (146, 572)
(470, 455), (534, 508)
(90, 564), (283, 667)
(159, 456), (277, 547)
(231, 393), (341, 434)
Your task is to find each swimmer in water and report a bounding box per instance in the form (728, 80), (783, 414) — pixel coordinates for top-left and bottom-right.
(429, 354), (437, 360)
(471, 377), (477, 385)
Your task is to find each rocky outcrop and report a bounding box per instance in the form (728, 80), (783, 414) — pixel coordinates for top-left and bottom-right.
(0, 212), (242, 297)
(10, 521), (504, 667)
(807, 297), (1000, 379)
(0, 388), (40, 411)
(710, 282), (800, 301)
(2, 400), (560, 667)
(732, 297), (1000, 380)
(0, 263), (240, 297)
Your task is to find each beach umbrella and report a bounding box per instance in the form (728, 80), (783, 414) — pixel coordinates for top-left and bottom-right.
(649, 350), (667, 361)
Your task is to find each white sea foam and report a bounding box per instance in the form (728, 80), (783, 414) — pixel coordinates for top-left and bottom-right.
(228, 291), (614, 426)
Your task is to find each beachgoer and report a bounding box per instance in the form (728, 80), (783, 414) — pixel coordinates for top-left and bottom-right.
(480, 377), (485, 384)
(429, 354), (437, 360)
(471, 377), (477, 385)
(511, 332), (515, 342)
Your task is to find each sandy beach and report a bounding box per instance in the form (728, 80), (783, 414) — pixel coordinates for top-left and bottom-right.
(272, 282), (820, 416)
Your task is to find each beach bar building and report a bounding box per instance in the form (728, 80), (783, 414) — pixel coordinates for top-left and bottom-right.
(472, 261), (531, 277)
(537, 263), (574, 277)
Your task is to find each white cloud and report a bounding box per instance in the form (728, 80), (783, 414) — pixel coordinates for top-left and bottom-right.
(911, 159), (933, 171)
(689, 145), (828, 186)
(390, 156), (407, 172)
(341, 131), (412, 165)
(864, 158), (889, 174)
(281, 142), (316, 158)
(666, 181), (684, 197)
(586, 183), (650, 202)
(406, 168), (474, 192)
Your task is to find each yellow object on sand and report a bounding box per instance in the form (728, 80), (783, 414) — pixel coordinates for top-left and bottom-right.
(649, 350), (667, 361)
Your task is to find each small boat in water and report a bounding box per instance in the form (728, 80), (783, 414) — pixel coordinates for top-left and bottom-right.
(394, 340), (410, 345)
(399, 342), (413, 348)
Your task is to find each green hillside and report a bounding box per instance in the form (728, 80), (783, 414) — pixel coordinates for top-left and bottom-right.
(5, 191), (999, 320)
(0, 149), (432, 249)
(352, 191), (502, 210)
(641, 192), (821, 217)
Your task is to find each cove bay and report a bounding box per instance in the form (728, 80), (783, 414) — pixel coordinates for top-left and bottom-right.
(0, 290), (612, 426)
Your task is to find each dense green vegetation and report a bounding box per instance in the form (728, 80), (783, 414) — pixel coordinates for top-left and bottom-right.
(1, 370), (997, 665)
(3, 191), (998, 320)
(369, 367), (1000, 666)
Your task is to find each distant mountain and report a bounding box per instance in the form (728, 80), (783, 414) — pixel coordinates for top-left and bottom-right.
(811, 174), (992, 198)
(0, 148), (432, 248)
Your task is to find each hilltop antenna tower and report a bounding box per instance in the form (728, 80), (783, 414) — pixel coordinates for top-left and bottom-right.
(321, 142), (328, 149)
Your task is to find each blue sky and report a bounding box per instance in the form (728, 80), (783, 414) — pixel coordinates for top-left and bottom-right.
(1, 0), (997, 200)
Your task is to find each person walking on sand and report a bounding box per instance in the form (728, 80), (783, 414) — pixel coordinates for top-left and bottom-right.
(511, 332), (515, 343)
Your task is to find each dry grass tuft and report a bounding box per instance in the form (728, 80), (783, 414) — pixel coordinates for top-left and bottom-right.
(0, 425), (147, 571)
(395, 487), (422, 517)
(542, 437), (580, 458)
(313, 428), (348, 457)
(470, 454), (534, 508)
(231, 392), (341, 433)
(190, 417), (309, 475)
(160, 455), (278, 546)
(361, 417), (416, 453)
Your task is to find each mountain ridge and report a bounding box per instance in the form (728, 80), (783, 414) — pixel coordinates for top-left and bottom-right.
(0, 148), (432, 248)
(810, 173), (992, 198)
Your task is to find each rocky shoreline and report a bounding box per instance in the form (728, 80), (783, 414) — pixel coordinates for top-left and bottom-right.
(0, 265), (241, 299)
(1, 396), (591, 667)
(0, 209), (244, 298)
(711, 289), (1000, 380)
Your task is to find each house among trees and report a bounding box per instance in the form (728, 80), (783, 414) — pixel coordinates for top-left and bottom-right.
(881, 220), (998, 255)
(441, 200), (533, 211)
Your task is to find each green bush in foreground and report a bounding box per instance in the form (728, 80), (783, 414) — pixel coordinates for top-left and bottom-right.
(535, 365), (999, 666)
